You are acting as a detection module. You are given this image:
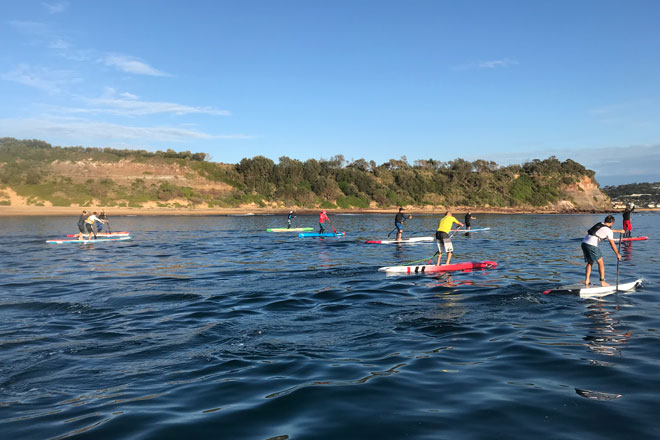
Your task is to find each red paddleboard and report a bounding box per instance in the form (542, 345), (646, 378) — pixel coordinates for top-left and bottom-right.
(614, 236), (648, 242)
(378, 261), (498, 274)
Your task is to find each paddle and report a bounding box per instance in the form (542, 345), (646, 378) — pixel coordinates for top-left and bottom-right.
(616, 232), (622, 291)
(106, 220), (112, 234)
(427, 251), (439, 265)
(327, 218), (337, 234)
(450, 226), (463, 238)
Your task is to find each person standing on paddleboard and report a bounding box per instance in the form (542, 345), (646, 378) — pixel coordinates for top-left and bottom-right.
(77, 210), (88, 238)
(435, 211), (463, 266)
(622, 204), (634, 238)
(319, 210), (331, 233)
(581, 215), (624, 286)
(287, 211), (296, 229)
(84, 211), (107, 240)
(96, 210), (107, 232)
(464, 211), (476, 232)
(395, 207), (412, 241)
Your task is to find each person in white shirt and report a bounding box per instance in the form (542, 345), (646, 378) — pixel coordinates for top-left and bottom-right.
(83, 211), (107, 240)
(581, 215), (624, 286)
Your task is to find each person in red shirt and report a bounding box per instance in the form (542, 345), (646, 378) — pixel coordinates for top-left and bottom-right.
(319, 210), (331, 233)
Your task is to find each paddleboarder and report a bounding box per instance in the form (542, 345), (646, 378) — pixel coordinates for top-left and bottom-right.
(319, 209), (331, 233)
(622, 204), (634, 238)
(581, 215), (624, 286)
(96, 210), (107, 232)
(435, 211), (464, 266)
(76, 210), (88, 237)
(464, 211), (476, 232)
(287, 211), (296, 229)
(394, 207), (412, 241)
(84, 211), (107, 240)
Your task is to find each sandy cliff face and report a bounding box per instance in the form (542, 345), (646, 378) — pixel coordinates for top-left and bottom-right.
(554, 176), (611, 211)
(48, 159), (233, 193)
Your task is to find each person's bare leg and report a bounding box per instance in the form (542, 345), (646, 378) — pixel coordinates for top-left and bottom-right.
(584, 262), (592, 285)
(445, 252), (452, 266)
(596, 258), (609, 286)
(396, 230), (402, 241)
(436, 253), (443, 266)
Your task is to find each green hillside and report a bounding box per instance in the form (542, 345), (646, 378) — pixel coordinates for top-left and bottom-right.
(0, 137), (604, 210)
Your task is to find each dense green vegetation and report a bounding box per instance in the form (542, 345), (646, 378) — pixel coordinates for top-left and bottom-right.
(603, 182), (660, 205)
(0, 137), (598, 208)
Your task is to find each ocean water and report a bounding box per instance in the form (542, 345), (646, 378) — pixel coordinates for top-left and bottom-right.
(0, 212), (658, 439)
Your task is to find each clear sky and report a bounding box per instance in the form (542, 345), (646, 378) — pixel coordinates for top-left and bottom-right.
(1, 1), (659, 185)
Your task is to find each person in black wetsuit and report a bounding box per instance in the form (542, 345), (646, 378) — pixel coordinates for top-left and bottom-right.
(287, 211), (296, 229)
(97, 210), (107, 232)
(394, 207), (412, 241)
(622, 204), (634, 238)
(77, 210), (88, 237)
(464, 211), (476, 231)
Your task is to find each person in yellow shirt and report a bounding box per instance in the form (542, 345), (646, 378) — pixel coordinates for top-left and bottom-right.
(435, 211), (464, 265)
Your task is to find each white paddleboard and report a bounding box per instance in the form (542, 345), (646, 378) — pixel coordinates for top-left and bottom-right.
(365, 236), (434, 244)
(543, 279), (643, 299)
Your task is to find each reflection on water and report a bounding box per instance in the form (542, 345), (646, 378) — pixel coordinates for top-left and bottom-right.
(584, 302), (632, 358)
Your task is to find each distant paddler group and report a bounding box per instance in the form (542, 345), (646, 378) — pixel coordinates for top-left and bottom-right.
(76, 210), (109, 240)
(47, 209), (130, 244)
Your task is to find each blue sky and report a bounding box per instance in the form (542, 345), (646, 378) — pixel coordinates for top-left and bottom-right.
(1, 1), (659, 185)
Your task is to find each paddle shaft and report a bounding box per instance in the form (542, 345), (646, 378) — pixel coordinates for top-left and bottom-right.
(327, 218), (336, 233)
(616, 232), (622, 290)
(450, 226), (463, 238)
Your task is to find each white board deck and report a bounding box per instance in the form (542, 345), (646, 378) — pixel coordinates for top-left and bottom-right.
(544, 279), (643, 299)
(365, 236), (434, 244)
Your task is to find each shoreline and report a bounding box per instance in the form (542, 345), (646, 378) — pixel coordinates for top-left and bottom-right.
(2, 205), (657, 217)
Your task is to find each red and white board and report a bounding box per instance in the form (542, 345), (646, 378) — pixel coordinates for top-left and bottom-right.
(613, 236), (648, 242)
(47, 236), (131, 244)
(378, 261), (498, 274)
